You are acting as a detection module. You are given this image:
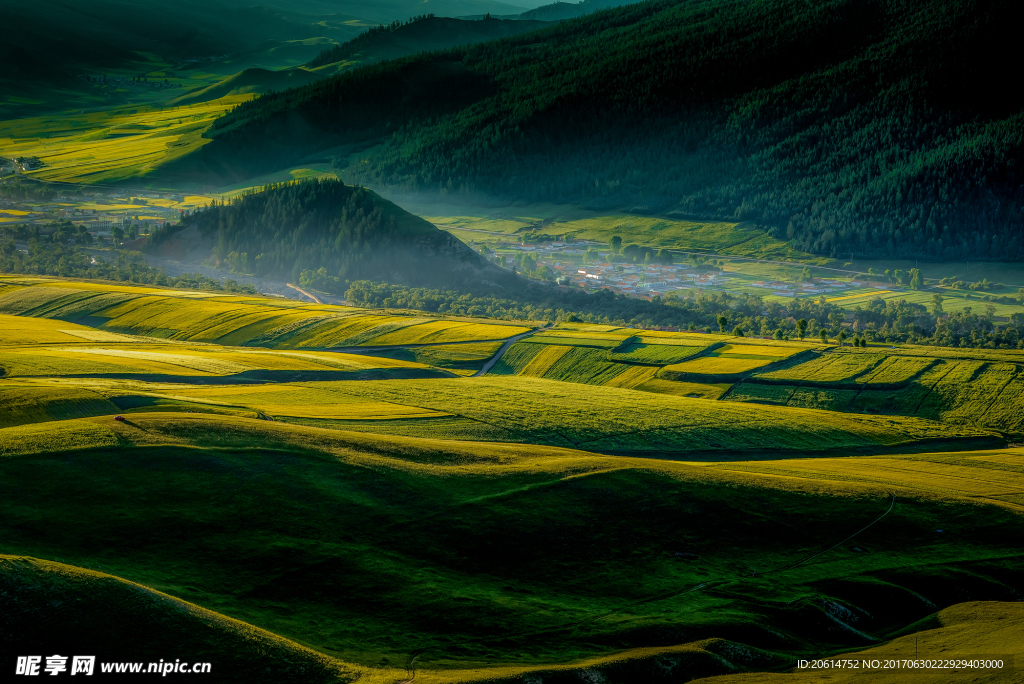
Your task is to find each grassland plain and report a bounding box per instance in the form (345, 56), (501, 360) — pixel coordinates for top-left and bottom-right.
(1, 415), (1023, 682)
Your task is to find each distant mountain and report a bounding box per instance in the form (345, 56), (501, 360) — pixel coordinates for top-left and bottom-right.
(174, 0), (1024, 262)
(232, 0), (541, 24)
(514, 0), (638, 21)
(146, 179), (516, 288)
(0, 0), (531, 113)
(307, 16), (553, 70)
(0, 0), (361, 112)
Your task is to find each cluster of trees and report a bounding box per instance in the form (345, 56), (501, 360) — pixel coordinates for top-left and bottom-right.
(850, 296), (1024, 348)
(0, 237), (255, 293)
(0, 178), (68, 201)
(201, 0), (1023, 261)
(866, 267), (922, 288)
(344, 279), (1024, 349)
(147, 179), (504, 288)
(3, 220), (145, 248)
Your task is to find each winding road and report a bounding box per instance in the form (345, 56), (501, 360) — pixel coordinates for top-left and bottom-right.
(473, 330), (541, 377)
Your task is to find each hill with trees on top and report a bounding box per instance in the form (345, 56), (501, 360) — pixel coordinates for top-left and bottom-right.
(145, 179), (515, 288)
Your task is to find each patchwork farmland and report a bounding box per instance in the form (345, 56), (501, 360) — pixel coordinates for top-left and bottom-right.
(2, 276), (1024, 683)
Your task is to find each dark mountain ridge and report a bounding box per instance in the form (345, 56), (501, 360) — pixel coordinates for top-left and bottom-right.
(169, 0), (1023, 262)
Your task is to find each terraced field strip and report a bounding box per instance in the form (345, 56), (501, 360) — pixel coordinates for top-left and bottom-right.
(0, 97), (246, 183)
(609, 342), (705, 365)
(661, 356), (774, 376)
(755, 352), (885, 384)
(0, 343), (437, 380)
(857, 356), (937, 385)
(526, 334), (622, 348)
(360, 320), (531, 346)
(0, 282), (542, 351)
(521, 345), (574, 377)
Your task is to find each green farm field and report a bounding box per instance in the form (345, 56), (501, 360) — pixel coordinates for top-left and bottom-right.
(2, 275), (1024, 683)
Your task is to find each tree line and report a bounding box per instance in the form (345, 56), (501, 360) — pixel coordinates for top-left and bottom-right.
(343, 279), (1024, 350)
(0, 224), (256, 293)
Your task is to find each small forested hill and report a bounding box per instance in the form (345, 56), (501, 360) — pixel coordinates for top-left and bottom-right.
(307, 16), (553, 69)
(147, 180), (514, 288)
(185, 0), (1024, 262)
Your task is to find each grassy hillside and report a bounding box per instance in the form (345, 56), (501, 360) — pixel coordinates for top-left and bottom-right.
(1, 413), (1022, 676)
(690, 602), (1024, 684)
(184, 0), (1024, 262)
(0, 556), (359, 683)
(146, 179), (518, 286)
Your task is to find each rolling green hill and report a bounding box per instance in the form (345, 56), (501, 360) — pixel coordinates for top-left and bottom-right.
(180, 0), (1024, 262)
(1, 413), (1023, 677)
(1, 276), (1023, 681)
(0, 556), (358, 683)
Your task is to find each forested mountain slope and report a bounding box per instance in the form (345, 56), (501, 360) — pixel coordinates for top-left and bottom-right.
(146, 180), (515, 288)
(180, 0), (1023, 261)
(307, 16), (553, 69)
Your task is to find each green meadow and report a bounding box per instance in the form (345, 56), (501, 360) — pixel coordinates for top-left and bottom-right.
(2, 277), (1024, 683)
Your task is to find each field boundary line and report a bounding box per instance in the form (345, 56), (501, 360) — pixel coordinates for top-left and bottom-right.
(909, 361), (958, 415)
(975, 364), (1021, 428)
(332, 337), (517, 353)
